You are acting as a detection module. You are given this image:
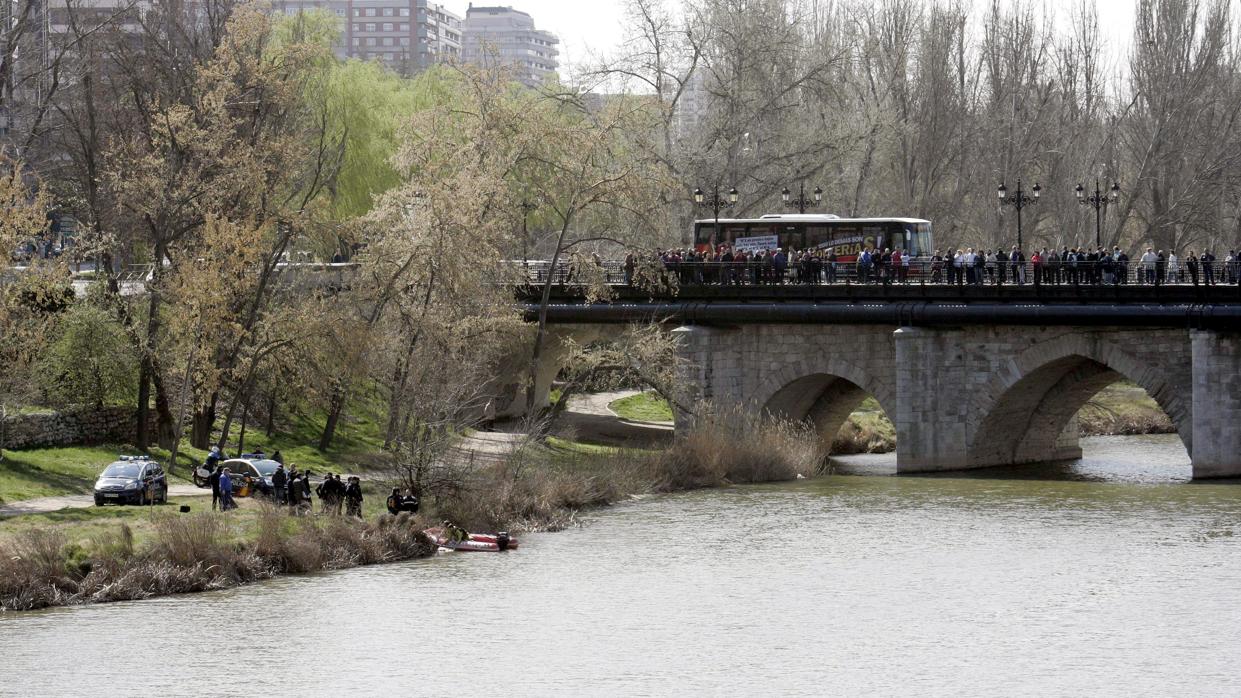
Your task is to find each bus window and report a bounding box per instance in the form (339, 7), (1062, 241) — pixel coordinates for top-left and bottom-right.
(902, 223), (932, 257)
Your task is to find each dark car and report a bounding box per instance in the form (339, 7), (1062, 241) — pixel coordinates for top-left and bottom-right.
(218, 457), (281, 499)
(93, 456), (168, 506)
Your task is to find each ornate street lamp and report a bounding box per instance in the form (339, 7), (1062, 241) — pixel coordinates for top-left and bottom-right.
(781, 183), (823, 214)
(1075, 179), (1120, 248)
(997, 179), (1040, 251)
(694, 186), (739, 247)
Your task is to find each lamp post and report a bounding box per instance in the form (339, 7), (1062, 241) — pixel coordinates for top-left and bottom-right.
(694, 186), (738, 247)
(781, 182), (823, 214)
(1075, 179), (1120, 248)
(997, 179), (1040, 251)
(518, 200), (537, 264)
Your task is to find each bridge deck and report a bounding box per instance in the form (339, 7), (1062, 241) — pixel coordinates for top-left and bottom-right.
(521, 283), (1241, 329)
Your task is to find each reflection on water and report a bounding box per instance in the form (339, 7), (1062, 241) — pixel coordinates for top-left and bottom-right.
(3, 434), (1240, 697)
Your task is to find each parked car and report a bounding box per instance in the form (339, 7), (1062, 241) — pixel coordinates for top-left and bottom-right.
(93, 456), (168, 506)
(218, 457), (281, 499)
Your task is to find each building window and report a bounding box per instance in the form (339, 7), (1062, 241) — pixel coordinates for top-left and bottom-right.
(399, 37), (410, 46)
(365, 22), (375, 31)
(351, 37), (360, 45)
(365, 8), (376, 16)
(353, 8), (361, 16)
(398, 22), (408, 31)
(366, 37), (376, 46)
(399, 7), (409, 16)
(382, 22), (392, 31)
(382, 37), (393, 46)
(335, 8), (345, 16)
(352, 23), (360, 31)
(382, 7), (393, 16)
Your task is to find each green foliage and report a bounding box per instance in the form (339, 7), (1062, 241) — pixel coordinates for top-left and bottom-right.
(37, 304), (137, 408)
(609, 391), (675, 422)
(322, 63), (459, 221)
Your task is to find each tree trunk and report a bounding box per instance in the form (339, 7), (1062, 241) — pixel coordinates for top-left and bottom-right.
(191, 392), (218, 449)
(320, 385), (347, 452)
(237, 403), (248, 457)
(150, 359), (177, 449)
(136, 361), (152, 450)
(264, 390), (277, 437)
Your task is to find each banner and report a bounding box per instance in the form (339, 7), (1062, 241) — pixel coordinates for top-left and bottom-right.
(732, 235), (779, 253)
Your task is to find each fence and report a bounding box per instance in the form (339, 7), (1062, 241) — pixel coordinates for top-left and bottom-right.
(519, 258), (1241, 289)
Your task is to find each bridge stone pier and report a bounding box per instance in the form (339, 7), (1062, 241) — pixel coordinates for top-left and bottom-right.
(670, 320), (1239, 479)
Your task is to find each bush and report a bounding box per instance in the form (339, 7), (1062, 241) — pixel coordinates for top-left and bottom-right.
(0, 509), (436, 612)
(37, 304), (137, 408)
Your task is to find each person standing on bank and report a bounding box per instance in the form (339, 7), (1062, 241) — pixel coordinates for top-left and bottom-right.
(209, 464), (223, 511)
(271, 463), (287, 505)
(219, 468), (235, 511)
(345, 477), (364, 519)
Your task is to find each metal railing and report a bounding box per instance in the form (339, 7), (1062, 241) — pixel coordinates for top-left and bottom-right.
(518, 258), (1241, 289)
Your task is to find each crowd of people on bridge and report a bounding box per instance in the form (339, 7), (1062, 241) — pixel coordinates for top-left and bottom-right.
(631, 244), (1241, 287)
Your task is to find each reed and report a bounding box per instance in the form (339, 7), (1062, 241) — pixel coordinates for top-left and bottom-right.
(0, 510), (435, 612)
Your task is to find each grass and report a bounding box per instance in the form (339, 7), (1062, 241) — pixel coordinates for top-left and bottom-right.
(608, 391), (675, 422)
(0, 445), (203, 506)
(1079, 382), (1175, 435)
(0, 405), (388, 506)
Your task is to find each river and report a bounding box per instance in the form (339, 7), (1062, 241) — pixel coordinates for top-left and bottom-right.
(2, 434), (1240, 697)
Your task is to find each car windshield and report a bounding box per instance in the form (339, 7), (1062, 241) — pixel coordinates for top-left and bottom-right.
(102, 462), (142, 478)
(252, 460), (280, 476)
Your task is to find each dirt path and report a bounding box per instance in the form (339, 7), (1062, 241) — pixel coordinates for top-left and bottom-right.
(0, 484), (205, 518)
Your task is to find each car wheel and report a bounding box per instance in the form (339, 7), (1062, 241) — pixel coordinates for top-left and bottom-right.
(94, 496), (104, 507)
(159, 487), (168, 504)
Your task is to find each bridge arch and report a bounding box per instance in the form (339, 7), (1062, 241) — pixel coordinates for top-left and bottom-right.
(967, 333), (1191, 467)
(753, 358), (897, 454)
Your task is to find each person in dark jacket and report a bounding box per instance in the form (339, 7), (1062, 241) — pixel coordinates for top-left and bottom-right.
(300, 471), (314, 512)
(271, 463), (287, 504)
(332, 474), (347, 515)
(285, 468), (300, 511)
(209, 465), (223, 511)
(345, 477), (364, 518)
(401, 489), (420, 514)
(386, 488), (402, 515)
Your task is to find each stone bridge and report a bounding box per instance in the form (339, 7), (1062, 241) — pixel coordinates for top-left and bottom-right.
(517, 289), (1241, 479)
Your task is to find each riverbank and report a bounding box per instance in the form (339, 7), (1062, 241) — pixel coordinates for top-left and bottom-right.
(0, 412), (822, 612)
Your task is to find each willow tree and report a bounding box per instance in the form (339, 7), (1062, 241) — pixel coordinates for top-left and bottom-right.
(327, 64), (532, 452)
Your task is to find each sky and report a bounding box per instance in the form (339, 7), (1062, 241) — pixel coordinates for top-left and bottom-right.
(440, 1), (1141, 82)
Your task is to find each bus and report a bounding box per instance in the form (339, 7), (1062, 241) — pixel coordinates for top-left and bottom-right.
(692, 214), (933, 261)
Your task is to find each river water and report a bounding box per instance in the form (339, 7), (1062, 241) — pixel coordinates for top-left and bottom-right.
(3, 435), (1241, 697)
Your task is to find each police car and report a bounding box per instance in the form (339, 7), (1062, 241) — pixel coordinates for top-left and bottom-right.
(93, 455), (168, 506)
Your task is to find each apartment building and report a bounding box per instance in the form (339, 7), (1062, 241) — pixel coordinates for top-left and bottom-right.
(273, 0), (461, 75)
(461, 5), (558, 88)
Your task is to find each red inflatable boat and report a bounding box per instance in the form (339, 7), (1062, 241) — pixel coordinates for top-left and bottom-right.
(424, 528), (519, 552)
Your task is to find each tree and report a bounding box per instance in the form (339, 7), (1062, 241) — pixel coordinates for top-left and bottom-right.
(38, 304), (137, 408)
(103, 3), (344, 449)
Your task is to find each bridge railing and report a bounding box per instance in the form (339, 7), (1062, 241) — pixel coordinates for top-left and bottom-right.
(519, 258), (1241, 288)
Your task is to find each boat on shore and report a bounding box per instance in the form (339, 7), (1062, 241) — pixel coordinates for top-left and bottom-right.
(424, 527), (518, 552)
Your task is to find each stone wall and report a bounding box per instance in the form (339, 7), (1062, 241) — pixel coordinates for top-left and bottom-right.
(0, 407), (155, 450)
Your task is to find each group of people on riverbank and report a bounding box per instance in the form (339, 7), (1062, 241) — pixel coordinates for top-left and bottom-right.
(628, 245), (1241, 287)
(207, 460), (365, 518)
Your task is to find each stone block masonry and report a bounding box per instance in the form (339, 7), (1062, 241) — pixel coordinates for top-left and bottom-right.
(0, 407), (156, 450)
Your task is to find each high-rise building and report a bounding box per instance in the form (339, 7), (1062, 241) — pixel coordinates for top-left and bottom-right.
(272, 0), (461, 75)
(461, 5), (558, 88)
